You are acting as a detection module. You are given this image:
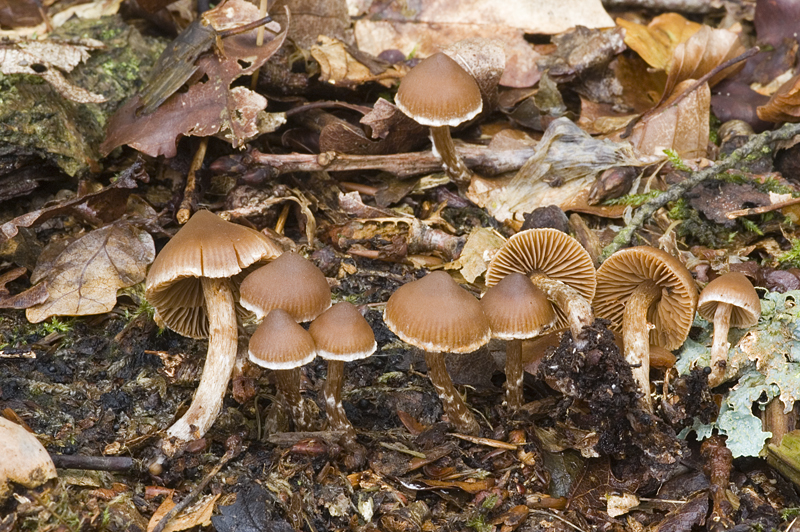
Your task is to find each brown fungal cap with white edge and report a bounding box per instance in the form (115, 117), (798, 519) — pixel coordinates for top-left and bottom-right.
(395, 52), (483, 128)
(249, 308), (317, 370)
(595, 246), (698, 349)
(698, 272), (760, 327)
(145, 210), (282, 339)
(485, 228), (596, 328)
(384, 270), (490, 353)
(309, 302), (376, 362)
(481, 273), (556, 340)
(240, 251), (331, 322)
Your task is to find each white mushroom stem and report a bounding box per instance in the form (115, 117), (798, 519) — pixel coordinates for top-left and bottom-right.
(424, 351), (480, 435)
(166, 277), (237, 449)
(622, 280), (662, 413)
(430, 126), (473, 187)
(275, 368), (314, 431)
(505, 339), (524, 411)
(708, 302), (733, 388)
(530, 273), (593, 348)
(324, 360), (354, 435)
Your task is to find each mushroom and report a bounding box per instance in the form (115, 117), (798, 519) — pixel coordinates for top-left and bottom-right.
(145, 210), (281, 453)
(308, 302), (377, 435)
(394, 52), (483, 187)
(595, 247), (698, 411)
(697, 272), (760, 387)
(0, 417), (57, 502)
(384, 270), (490, 435)
(480, 272), (556, 410)
(485, 228), (596, 347)
(239, 251), (331, 430)
(248, 309), (317, 431)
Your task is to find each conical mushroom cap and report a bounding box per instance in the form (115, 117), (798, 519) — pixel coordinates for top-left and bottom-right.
(309, 302), (377, 361)
(384, 270), (490, 353)
(240, 252), (331, 322)
(145, 210), (283, 338)
(481, 272), (556, 340)
(249, 309), (317, 370)
(698, 272), (760, 327)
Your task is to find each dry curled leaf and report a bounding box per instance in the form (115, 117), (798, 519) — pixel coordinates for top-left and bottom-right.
(757, 72), (800, 123)
(0, 267), (48, 309)
(147, 492), (220, 532)
(310, 36), (406, 88)
(26, 221), (155, 323)
(618, 13), (703, 72)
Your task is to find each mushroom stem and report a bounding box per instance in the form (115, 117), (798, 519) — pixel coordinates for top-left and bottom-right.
(708, 302), (733, 387)
(424, 351), (480, 435)
(275, 368), (314, 431)
(622, 280), (662, 412)
(530, 273), (594, 348)
(430, 126), (473, 187)
(166, 277), (237, 449)
(324, 360), (354, 435)
(505, 339), (524, 411)
(763, 397), (793, 445)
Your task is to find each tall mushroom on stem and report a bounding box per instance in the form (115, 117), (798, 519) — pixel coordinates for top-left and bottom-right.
(145, 210), (282, 455)
(384, 271), (490, 435)
(394, 52), (483, 188)
(485, 228), (596, 348)
(480, 273), (556, 411)
(239, 251), (331, 430)
(595, 247), (698, 412)
(696, 272), (760, 387)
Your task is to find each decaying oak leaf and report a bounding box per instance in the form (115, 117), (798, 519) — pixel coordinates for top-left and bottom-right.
(757, 72), (800, 123)
(617, 13), (703, 71)
(0, 0), (123, 39)
(310, 36), (406, 88)
(0, 267), (48, 309)
(442, 39), (506, 110)
(0, 417), (57, 502)
(26, 221), (155, 323)
(101, 0), (288, 158)
(147, 492), (220, 532)
(0, 39), (106, 103)
(444, 227), (506, 283)
(628, 79), (711, 159)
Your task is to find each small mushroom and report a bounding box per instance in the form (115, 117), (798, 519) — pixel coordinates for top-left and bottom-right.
(308, 302), (376, 435)
(239, 251), (331, 430)
(697, 272), (760, 387)
(485, 228), (596, 347)
(0, 417), (57, 502)
(248, 309), (318, 431)
(394, 52), (483, 187)
(595, 247), (698, 411)
(145, 210), (281, 454)
(384, 271), (490, 435)
(480, 272), (556, 410)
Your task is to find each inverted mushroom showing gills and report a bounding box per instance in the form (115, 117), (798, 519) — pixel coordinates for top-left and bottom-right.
(697, 272), (760, 387)
(394, 52), (483, 188)
(595, 247), (698, 412)
(481, 273), (556, 410)
(145, 210), (282, 454)
(485, 228), (596, 347)
(384, 270), (490, 435)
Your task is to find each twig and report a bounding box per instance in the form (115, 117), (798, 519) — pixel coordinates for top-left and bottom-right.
(177, 137), (208, 224)
(50, 454), (133, 471)
(726, 195), (800, 219)
(601, 0), (720, 13)
(449, 433), (518, 450)
(601, 122), (800, 262)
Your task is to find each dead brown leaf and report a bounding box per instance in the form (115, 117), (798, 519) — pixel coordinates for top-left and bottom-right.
(310, 36), (406, 88)
(618, 13), (703, 71)
(0, 267), (48, 309)
(757, 72), (800, 123)
(26, 220), (155, 323)
(101, 0), (288, 158)
(147, 492), (220, 532)
(442, 39), (506, 110)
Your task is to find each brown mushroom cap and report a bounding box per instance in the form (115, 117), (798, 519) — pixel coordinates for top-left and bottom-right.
(309, 302), (377, 362)
(481, 272), (556, 340)
(697, 272), (760, 327)
(595, 246), (698, 349)
(239, 251), (331, 322)
(249, 309), (317, 370)
(394, 52), (483, 128)
(384, 270), (490, 353)
(145, 210), (282, 338)
(485, 228), (596, 327)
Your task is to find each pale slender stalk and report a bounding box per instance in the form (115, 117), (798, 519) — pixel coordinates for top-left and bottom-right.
(165, 277), (237, 454)
(275, 367), (313, 431)
(622, 280), (662, 413)
(505, 339), (524, 411)
(430, 126), (473, 187)
(424, 351), (480, 435)
(708, 303), (733, 387)
(530, 273), (593, 348)
(324, 360), (353, 434)
(763, 397), (793, 445)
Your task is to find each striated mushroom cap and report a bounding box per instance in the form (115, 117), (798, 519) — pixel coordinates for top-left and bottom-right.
(697, 272), (760, 327)
(595, 246), (698, 350)
(309, 302), (377, 362)
(485, 228), (596, 328)
(145, 210), (283, 339)
(481, 272), (556, 340)
(249, 309), (317, 370)
(384, 270), (490, 353)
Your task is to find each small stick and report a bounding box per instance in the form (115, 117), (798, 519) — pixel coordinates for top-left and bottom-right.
(50, 454), (134, 471)
(339, 181), (379, 195)
(177, 137), (208, 224)
(449, 433), (518, 450)
(274, 203), (291, 234)
(726, 196), (800, 219)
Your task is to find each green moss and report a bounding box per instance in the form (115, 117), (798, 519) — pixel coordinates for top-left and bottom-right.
(603, 190), (662, 207)
(664, 148), (690, 171)
(779, 239), (800, 268)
